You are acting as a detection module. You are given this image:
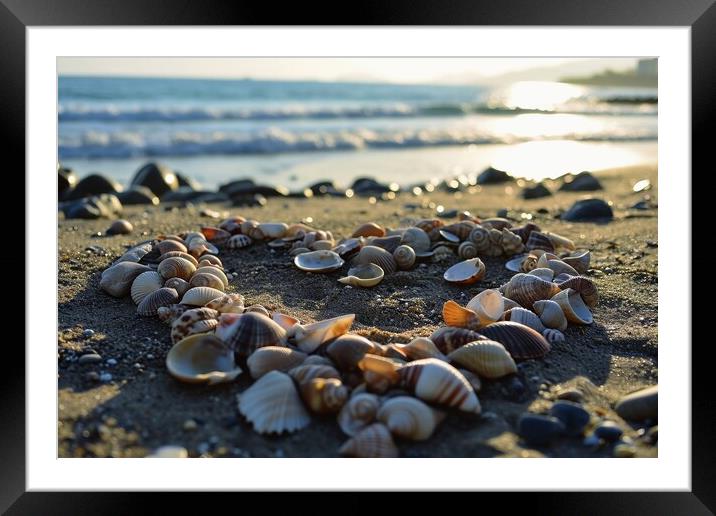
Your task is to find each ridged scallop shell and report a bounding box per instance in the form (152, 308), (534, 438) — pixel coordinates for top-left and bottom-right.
(170, 307), (220, 344)
(338, 392), (381, 436)
(216, 312), (287, 360)
(368, 235), (402, 253)
(556, 275), (599, 307)
(351, 222), (386, 238)
(237, 371), (311, 435)
(468, 225), (491, 252)
(189, 272), (225, 291)
(158, 256), (196, 281)
(156, 239), (188, 255)
(393, 245), (416, 270)
(300, 377), (349, 414)
(244, 304), (271, 317)
(481, 218), (513, 231)
(130, 271), (163, 305)
(401, 227), (431, 253)
(157, 251), (199, 267)
(477, 321), (551, 360)
(501, 229), (525, 256)
(398, 337), (448, 361)
(227, 234), (253, 249)
(100, 262), (152, 297)
(532, 300), (568, 331)
(502, 307), (546, 333)
(180, 286), (225, 306)
(443, 257), (486, 285)
(246, 346), (307, 379)
(198, 254), (222, 267)
(193, 266), (229, 288)
(551, 288), (593, 324)
(562, 249), (591, 274)
(338, 263), (384, 287)
(448, 340), (517, 379)
(137, 287), (179, 317)
(503, 273), (561, 310)
(164, 277), (191, 298)
(286, 314), (355, 353)
(377, 396), (443, 441)
(457, 241), (479, 259)
(543, 328), (565, 343)
(288, 363), (341, 384)
(200, 226), (231, 245)
(545, 231), (575, 251)
(429, 327), (486, 354)
(326, 334), (381, 371)
(258, 222), (289, 239)
(294, 250), (345, 273)
(399, 358), (480, 414)
(353, 245), (397, 275)
(205, 293), (245, 314)
(339, 423), (398, 458)
(525, 231), (555, 253)
(442, 221), (477, 241)
(166, 334), (241, 384)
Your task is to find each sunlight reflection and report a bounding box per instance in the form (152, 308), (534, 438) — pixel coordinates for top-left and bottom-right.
(491, 81), (586, 111)
(492, 113), (603, 139)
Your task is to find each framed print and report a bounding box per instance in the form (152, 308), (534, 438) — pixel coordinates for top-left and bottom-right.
(5, 0), (711, 510)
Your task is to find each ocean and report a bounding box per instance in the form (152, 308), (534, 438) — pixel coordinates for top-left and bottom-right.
(58, 76), (657, 190)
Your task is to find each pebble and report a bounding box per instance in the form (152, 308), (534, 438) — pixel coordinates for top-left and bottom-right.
(82, 329), (95, 338)
(106, 358), (118, 366)
(594, 421), (623, 442)
(477, 167), (513, 185)
(147, 445), (188, 458)
(582, 434), (600, 448)
(632, 179), (651, 192)
(522, 183), (552, 199)
(615, 385), (657, 421)
(78, 353), (102, 365)
(518, 414), (565, 446)
(131, 162), (179, 198)
(559, 171), (603, 191)
(437, 209), (458, 218)
(556, 388), (584, 403)
(106, 219), (133, 235)
(549, 400), (591, 436)
(562, 198), (614, 222)
(85, 371), (100, 382)
(99, 373), (113, 382)
(197, 442), (210, 455)
(613, 443), (636, 458)
(183, 419), (198, 431)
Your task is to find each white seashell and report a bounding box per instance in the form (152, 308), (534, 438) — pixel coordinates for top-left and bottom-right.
(157, 256), (196, 281)
(562, 249), (591, 274)
(286, 314), (356, 353)
(532, 299), (569, 331)
(338, 263), (384, 287)
(338, 392), (381, 436)
(180, 286), (225, 306)
(170, 307), (220, 344)
(137, 287), (179, 317)
(227, 234), (253, 249)
(551, 288), (593, 325)
(443, 257), (486, 285)
(339, 423), (399, 458)
(398, 337), (448, 362)
(502, 307), (546, 333)
(246, 346), (307, 379)
(205, 293), (245, 314)
(353, 245), (397, 274)
(189, 272), (225, 291)
(536, 254), (579, 277)
(294, 250), (344, 273)
(166, 334), (242, 385)
(448, 340), (517, 379)
(193, 266), (229, 288)
(100, 262), (152, 297)
(271, 312), (300, 330)
(377, 396), (444, 441)
(465, 289), (505, 325)
(544, 231), (576, 251)
(130, 271), (163, 305)
(528, 267), (555, 282)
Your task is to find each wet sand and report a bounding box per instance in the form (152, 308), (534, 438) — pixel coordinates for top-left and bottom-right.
(58, 165), (658, 458)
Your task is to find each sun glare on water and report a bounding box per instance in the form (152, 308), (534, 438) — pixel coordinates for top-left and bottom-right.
(495, 81), (586, 111)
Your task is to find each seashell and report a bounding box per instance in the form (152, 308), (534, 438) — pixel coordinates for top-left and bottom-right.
(458, 368), (482, 392)
(166, 334), (241, 385)
(443, 257), (486, 285)
(246, 346), (307, 379)
(401, 227), (431, 253)
(200, 226), (231, 245)
(399, 337), (448, 362)
(501, 229), (524, 256)
(193, 266), (229, 288)
(519, 254), (539, 272)
(114, 242), (153, 265)
(137, 287), (179, 317)
(369, 235), (402, 253)
(157, 303), (193, 325)
(285, 223), (317, 238)
(332, 238), (362, 259)
(156, 239), (188, 255)
(438, 230), (461, 243)
(198, 254), (222, 267)
(465, 289), (505, 323)
(289, 247), (311, 257)
(562, 249), (591, 274)
(377, 396), (444, 441)
(358, 355), (402, 393)
(442, 221), (477, 241)
(468, 225), (491, 252)
(218, 215), (246, 234)
(486, 229), (505, 257)
(551, 288), (593, 324)
(288, 363), (341, 384)
(271, 312), (300, 330)
(528, 267), (555, 282)
(240, 220), (265, 240)
(180, 286), (225, 306)
(216, 312), (287, 361)
(429, 327), (486, 354)
(448, 340), (517, 379)
(457, 241), (479, 259)
(532, 300), (569, 331)
(237, 371), (311, 434)
(414, 218), (444, 237)
(502, 307), (546, 333)
(188, 241), (219, 258)
(100, 262), (152, 297)
(481, 218), (513, 231)
(182, 232), (205, 245)
(338, 392), (381, 436)
(351, 222), (386, 238)
(302, 355), (335, 367)
(353, 245), (397, 275)
(189, 272), (225, 291)
(157, 256), (196, 281)
(227, 234), (253, 249)
(502, 297), (522, 311)
(510, 222), (541, 243)
(258, 222), (288, 239)
(431, 245), (453, 262)
(555, 275), (599, 307)
(399, 358), (481, 414)
(525, 231), (555, 253)
(339, 423), (398, 458)
(310, 239), (335, 251)
(205, 293), (245, 314)
(477, 321), (551, 360)
(503, 273), (561, 310)
(544, 231), (576, 251)
(300, 377), (349, 414)
(163, 277), (191, 298)
(294, 250), (345, 273)
(244, 304), (271, 317)
(338, 263), (384, 288)
(543, 328), (565, 343)
(392, 245), (416, 270)
(536, 254), (580, 277)
(380, 343), (409, 361)
(326, 334), (382, 371)
(156, 251), (199, 267)
(286, 314), (355, 354)
(170, 307), (220, 344)
(130, 271), (163, 305)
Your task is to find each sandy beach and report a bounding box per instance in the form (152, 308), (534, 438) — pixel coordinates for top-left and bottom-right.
(57, 164), (658, 458)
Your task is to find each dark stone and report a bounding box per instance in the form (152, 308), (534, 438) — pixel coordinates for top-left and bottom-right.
(561, 198), (614, 222)
(116, 186), (159, 206)
(175, 171), (201, 190)
(549, 400), (590, 436)
(231, 194), (267, 208)
(130, 162), (180, 197)
(309, 181), (338, 196)
(222, 181), (288, 197)
(219, 178), (255, 193)
(536, 207), (550, 214)
(66, 174), (123, 200)
(58, 166), (78, 199)
(496, 208), (509, 218)
(161, 188), (229, 203)
(522, 183), (552, 199)
(62, 194), (123, 220)
(477, 167), (513, 185)
(437, 209), (459, 219)
(518, 414), (565, 446)
(594, 421), (623, 442)
(559, 171), (603, 192)
(350, 177), (391, 195)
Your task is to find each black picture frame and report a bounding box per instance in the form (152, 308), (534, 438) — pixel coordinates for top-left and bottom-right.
(5, 0), (710, 511)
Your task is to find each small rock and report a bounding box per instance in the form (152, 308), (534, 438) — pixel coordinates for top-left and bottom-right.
(106, 219), (133, 236)
(522, 183), (552, 199)
(78, 353), (102, 365)
(632, 179), (651, 193)
(615, 385), (657, 421)
(562, 198), (613, 222)
(559, 171), (603, 192)
(82, 329), (95, 338)
(437, 209), (458, 219)
(549, 400), (590, 436)
(85, 371), (100, 382)
(106, 358), (118, 366)
(66, 174), (124, 201)
(147, 445), (188, 458)
(477, 167), (513, 185)
(594, 421), (623, 442)
(183, 419), (198, 432)
(517, 413), (565, 446)
(99, 373), (113, 382)
(582, 434), (600, 447)
(131, 162), (179, 197)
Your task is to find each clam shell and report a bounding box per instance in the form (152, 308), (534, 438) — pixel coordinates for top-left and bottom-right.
(197, 254), (222, 267)
(287, 314), (355, 354)
(477, 321), (551, 360)
(299, 377), (349, 414)
(351, 222), (386, 238)
(429, 327), (486, 354)
(156, 239), (188, 255)
(216, 312), (287, 360)
(442, 300), (481, 331)
(294, 250), (345, 273)
(205, 293), (245, 314)
(465, 289), (505, 325)
(502, 297), (522, 311)
(200, 226), (231, 245)
(246, 346), (307, 379)
(543, 328), (565, 343)
(164, 277), (191, 298)
(458, 241), (479, 259)
(525, 231), (555, 253)
(339, 423), (398, 458)
(189, 272), (225, 291)
(393, 245), (416, 270)
(442, 221), (477, 240)
(258, 222), (289, 239)
(332, 238), (362, 259)
(237, 371), (311, 434)
(503, 307), (546, 333)
(170, 307), (220, 343)
(551, 288), (593, 324)
(227, 234), (253, 249)
(326, 334), (381, 371)
(439, 230), (461, 243)
(377, 396), (443, 441)
(130, 271), (163, 305)
(244, 304), (271, 317)
(555, 275), (599, 307)
(338, 392), (381, 436)
(180, 286), (225, 306)
(288, 363), (341, 384)
(443, 257), (486, 285)
(369, 235), (402, 253)
(468, 226), (491, 252)
(503, 273), (561, 310)
(562, 249), (591, 274)
(353, 245), (397, 274)
(193, 266), (229, 288)
(158, 256), (196, 281)
(310, 240), (335, 251)
(166, 334), (241, 384)
(401, 227), (431, 253)
(137, 287), (179, 317)
(398, 337), (448, 362)
(399, 358), (481, 414)
(100, 262), (152, 297)
(338, 263), (384, 288)
(157, 251), (199, 267)
(532, 300), (568, 331)
(448, 340), (517, 379)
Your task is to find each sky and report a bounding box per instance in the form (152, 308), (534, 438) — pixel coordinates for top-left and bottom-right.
(57, 57), (638, 84)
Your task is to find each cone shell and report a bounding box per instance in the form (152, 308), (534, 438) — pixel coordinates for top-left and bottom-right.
(130, 271), (163, 305)
(399, 358), (481, 414)
(227, 234), (253, 249)
(351, 222), (386, 238)
(503, 273), (561, 310)
(393, 245), (416, 270)
(338, 392), (381, 436)
(401, 227), (432, 252)
(532, 300), (568, 331)
(246, 346), (307, 379)
(288, 363), (341, 384)
(158, 251), (199, 267)
(458, 241), (479, 259)
(338, 263), (384, 288)
(442, 221), (477, 241)
(448, 340), (517, 379)
(503, 307), (546, 333)
(100, 262), (152, 297)
(170, 307), (220, 344)
(216, 312), (287, 360)
(300, 377), (349, 414)
(430, 327), (486, 354)
(164, 277), (191, 298)
(166, 334), (241, 385)
(189, 272), (225, 291)
(180, 286), (225, 306)
(237, 371), (311, 435)
(443, 257), (486, 285)
(205, 293), (245, 314)
(137, 287), (179, 317)
(158, 256), (196, 281)
(525, 231), (555, 253)
(377, 396), (443, 441)
(556, 276), (599, 308)
(353, 245), (397, 274)
(562, 249), (591, 274)
(156, 239), (188, 255)
(551, 288), (593, 324)
(326, 334), (382, 370)
(339, 423), (398, 458)
(477, 321), (551, 360)
(287, 314), (355, 354)
(468, 226), (491, 252)
(399, 337), (448, 362)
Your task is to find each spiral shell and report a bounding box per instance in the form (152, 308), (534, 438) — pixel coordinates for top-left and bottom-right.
(399, 359), (480, 414)
(164, 277), (191, 298)
(525, 231), (555, 253)
(503, 273), (561, 310)
(398, 337), (448, 362)
(100, 262), (152, 298)
(443, 257), (486, 285)
(555, 275), (599, 308)
(532, 300), (568, 331)
(286, 314), (355, 354)
(216, 312), (287, 361)
(338, 392), (381, 436)
(137, 287), (179, 317)
(393, 245), (416, 270)
(536, 254), (579, 277)
(468, 226), (491, 252)
(227, 234), (253, 249)
(401, 227), (431, 253)
(130, 271), (163, 305)
(156, 239), (188, 255)
(551, 288), (593, 324)
(441, 221), (477, 241)
(377, 396), (444, 441)
(502, 307), (546, 333)
(520, 254), (539, 272)
(448, 340), (517, 379)
(205, 293), (245, 314)
(158, 256), (196, 281)
(189, 272), (225, 291)
(166, 334), (242, 385)
(477, 321), (551, 360)
(457, 241), (479, 259)
(237, 371), (311, 435)
(300, 377), (349, 414)
(288, 363), (341, 384)
(200, 226), (231, 245)
(325, 334), (382, 371)
(157, 251), (199, 267)
(170, 307), (220, 344)
(180, 286), (225, 306)
(246, 346), (307, 379)
(562, 249), (591, 274)
(339, 423), (399, 458)
(429, 327), (486, 354)
(481, 217), (513, 231)
(353, 245), (397, 274)
(351, 222), (386, 238)
(501, 229), (525, 256)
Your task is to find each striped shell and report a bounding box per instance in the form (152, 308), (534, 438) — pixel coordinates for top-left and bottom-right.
(532, 300), (569, 331)
(377, 396), (443, 441)
(562, 249), (591, 274)
(227, 234), (253, 249)
(448, 340), (518, 379)
(189, 272), (225, 291)
(477, 321), (551, 360)
(338, 392), (381, 436)
(193, 266), (229, 288)
(458, 241), (479, 259)
(157, 251), (199, 267)
(130, 271), (163, 305)
(288, 363), (341, 384)
(543, 328), (565, 343)
(216, 312), (287, 360)
(166, 334), (241, 385)
(537, 254), (580, 277)
(287, 314), (355, 354)
(156, 239), (188, 255)
(503, 273), (561, 310)
(170, 307), (220, 344)
(401, 227), (431, 253)
(158, 256), (196, 281)
(246, 346), (307, 379)
(197, 254), (222, 267)
(393, 245), (416, 270)
(556, 275), (599, 308)
(551, 288), (593, 324)
(180, 286), (225, 306)
(163, 277), (191, 298)
(525, 231), (555, 253)
(468, 226), (492, 252)
(244, 304), (271, 317)
(503, 307), (546, 333)
(399, 358), (481, 414)
(429, 327), (486, 354)
(326, 334), (382, 371)
(299, 377), (349, 414)
(205, 293), (245, 314)
(353, 245), (397, 274)
(369, 235), (402, 253)
(442, 221), (477, 241)
(137, 287), (179, 317)
(339, 423), (398, 458)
